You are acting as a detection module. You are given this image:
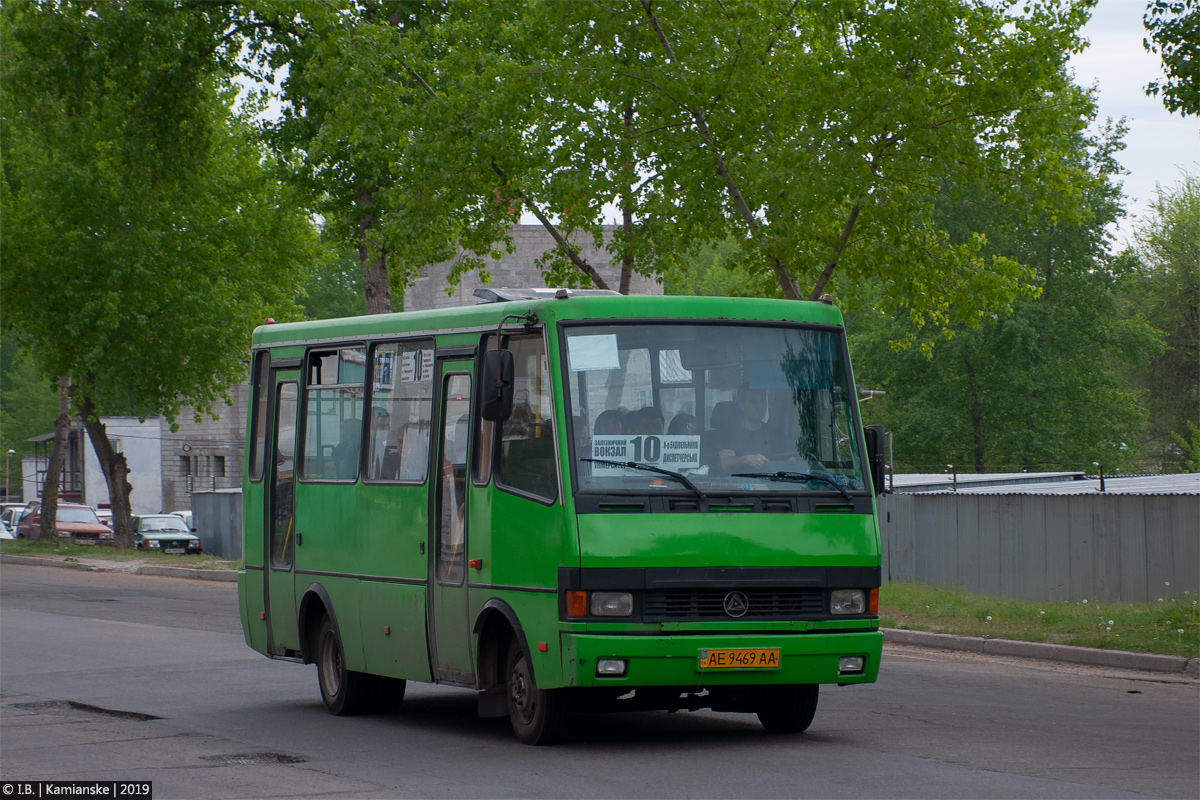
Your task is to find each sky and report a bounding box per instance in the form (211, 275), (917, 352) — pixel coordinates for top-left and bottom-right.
(1071, 0), (1198, 247)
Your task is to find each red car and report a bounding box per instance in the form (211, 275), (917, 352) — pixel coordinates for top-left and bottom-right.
(15, 502), (114, 545)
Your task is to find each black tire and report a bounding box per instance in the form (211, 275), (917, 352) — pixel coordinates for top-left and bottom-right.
(757, 684), (819, 734)
(315, 615), (372, 716)
(505, 638), (568, 745)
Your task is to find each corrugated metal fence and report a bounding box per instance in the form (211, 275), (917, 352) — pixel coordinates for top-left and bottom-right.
(878, 493), (1199, 602)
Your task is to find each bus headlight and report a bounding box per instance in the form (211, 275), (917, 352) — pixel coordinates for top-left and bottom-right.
(830, 589), (866, 615)
(590, 592), (634, 617)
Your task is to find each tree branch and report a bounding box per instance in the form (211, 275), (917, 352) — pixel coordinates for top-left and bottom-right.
(809, 204), (862, 300)
(490, 162), (610, 290)
(640, 0), (802, 300)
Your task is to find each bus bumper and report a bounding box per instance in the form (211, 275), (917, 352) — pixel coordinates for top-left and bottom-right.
(558, 629), (882, 688)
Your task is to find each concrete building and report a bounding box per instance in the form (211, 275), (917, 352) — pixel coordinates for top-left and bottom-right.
(404, 224), (661, 311)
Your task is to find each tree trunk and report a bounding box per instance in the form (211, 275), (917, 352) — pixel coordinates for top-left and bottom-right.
(357, 186), (393, 315)
(35, 377), (72, 543)
(75, 392), (136, 549)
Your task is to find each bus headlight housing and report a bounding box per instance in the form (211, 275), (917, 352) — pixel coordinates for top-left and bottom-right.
(590, 592), (634, 617)
(830, 589), (866, 615)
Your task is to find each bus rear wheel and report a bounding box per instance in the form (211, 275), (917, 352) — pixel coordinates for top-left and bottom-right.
(757, 684), (819, 734)
(505, 639), (568, 745)
(315, 615), (371, 716)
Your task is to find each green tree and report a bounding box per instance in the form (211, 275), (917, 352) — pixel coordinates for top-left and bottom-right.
(301, 249), (370, 321)
(0, 341), (59, 502)
(1, 1), (315, 547)
(848, 123), (1158, 473)
(306, 0), (1101, 328)
(1145, 0), (1200, 115)
(1127, 171), (1200, 469)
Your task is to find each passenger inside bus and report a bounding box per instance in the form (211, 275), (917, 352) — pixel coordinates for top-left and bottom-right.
(594, 409), (623, 435)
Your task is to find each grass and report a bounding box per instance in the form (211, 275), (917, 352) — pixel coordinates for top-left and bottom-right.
(0, 538), (240, 571)
(881, 581), (1199, 658)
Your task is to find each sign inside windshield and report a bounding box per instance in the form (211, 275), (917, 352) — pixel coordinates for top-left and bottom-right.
(589, 435), (701, 475)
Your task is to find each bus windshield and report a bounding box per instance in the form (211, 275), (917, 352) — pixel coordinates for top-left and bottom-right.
(565, 323), (866, 496)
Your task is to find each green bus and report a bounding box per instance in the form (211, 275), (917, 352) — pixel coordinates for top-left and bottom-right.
(238, 289), (886, 744)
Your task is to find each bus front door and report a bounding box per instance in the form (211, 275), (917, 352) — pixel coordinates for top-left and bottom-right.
(265, 373), (300, 656)
(428, 365), (475, 684)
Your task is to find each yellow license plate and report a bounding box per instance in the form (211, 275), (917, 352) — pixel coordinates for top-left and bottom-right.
(697, 648), (781, 670)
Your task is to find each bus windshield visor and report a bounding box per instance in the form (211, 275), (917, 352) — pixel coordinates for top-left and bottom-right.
(565, 324), (867, 496)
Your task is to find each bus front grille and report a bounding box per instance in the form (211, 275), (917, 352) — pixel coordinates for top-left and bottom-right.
(642, 589), (825, 620)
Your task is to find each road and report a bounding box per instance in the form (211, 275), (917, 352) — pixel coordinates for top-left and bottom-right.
(1, 563), (1196, 799)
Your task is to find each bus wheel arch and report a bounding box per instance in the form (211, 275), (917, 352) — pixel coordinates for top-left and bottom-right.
(473, 599), (530, 695)
(297, 582), (337, 664)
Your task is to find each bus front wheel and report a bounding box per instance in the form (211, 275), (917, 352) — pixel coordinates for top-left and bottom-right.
(315, 615), (371, 716)
(505, 639), (568, 745)
(757, 684), (819, 734)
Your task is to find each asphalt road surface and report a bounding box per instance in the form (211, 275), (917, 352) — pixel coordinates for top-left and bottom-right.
(1, 563), (1196, 799)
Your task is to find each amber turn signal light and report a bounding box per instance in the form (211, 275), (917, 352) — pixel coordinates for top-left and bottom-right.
(566, 590), (588, 618)
(869, 587), (879, 615)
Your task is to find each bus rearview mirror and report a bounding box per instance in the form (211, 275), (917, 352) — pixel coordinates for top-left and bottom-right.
(864, 424), (886, 496)
(481, 349), (515, 422)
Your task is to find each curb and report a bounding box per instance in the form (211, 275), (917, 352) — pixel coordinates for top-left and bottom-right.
(884, 628), (1199, 676)
(1, 554), (237, 582)
(3, 555), (1194, 674)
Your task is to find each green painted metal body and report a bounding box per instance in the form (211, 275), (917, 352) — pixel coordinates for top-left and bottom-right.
(238, 294), (882, 698)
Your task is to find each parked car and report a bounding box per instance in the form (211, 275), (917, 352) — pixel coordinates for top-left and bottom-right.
(134, 515), (202, 554)
(14, 502), (114, 544)
(96, 508), (113, 527)
(0, 502), (27, 539)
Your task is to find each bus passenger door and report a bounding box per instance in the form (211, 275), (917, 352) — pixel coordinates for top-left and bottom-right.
(428, 363), (475, 684)
(265, 372), (301, 656)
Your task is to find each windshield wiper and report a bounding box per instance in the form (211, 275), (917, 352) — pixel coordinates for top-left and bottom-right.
(731, 471), (853, 502)
(582, 458), (707, 501)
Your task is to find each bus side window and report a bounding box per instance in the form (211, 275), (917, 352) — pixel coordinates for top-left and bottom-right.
(301, 346), (365, 482)
(366, 341), (434, 483)
(494, 335), (558, 502)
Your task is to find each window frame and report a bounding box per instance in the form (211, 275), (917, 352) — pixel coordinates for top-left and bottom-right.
(361, 337), (436, 486)
(478, 329), (561, 506)
(296, 342), (369, 485)
(557, 318), (869, 500)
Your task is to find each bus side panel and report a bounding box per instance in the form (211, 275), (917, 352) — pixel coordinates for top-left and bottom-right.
(357, 483), (432, 680)
(239, 569), (268, 653)
(358, 483), (429, 581)
(242, 482), (265, 569)
(360, 580), (432, 681)
(469, 487), (576, 687)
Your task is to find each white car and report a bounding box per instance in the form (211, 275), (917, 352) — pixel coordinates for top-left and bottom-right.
(0, 502), (25, 540)
(168, 510), (195, 531)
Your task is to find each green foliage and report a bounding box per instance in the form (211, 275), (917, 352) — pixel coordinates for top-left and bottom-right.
(1128, 171), (1200, 470)
(1144, 0), (1200, 115)
(0, 341), (58, 498)
(881, 582), (1199, 656)
(848, 123), (1159, 472)
(300, 249), (370, 321)
(245, 0), (1101, 323)
(1, 0), (315, 424)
